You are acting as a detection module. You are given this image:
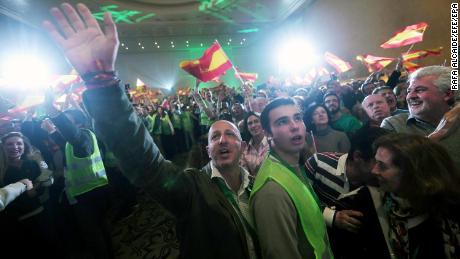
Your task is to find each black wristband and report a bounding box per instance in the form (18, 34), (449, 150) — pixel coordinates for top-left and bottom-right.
(81, 70), (118, 83)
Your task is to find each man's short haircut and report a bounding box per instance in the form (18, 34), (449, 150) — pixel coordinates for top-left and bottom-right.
(323, 91), (340, 102)
(261, 97), (297, 134)
(372, 86), (393, 95)
(410, 66), (458, 104)
(409, 66), (451, 94)
(393, 83), (407, 96)
(295, 88), (309, 96)
(347, 126), (391, 161)
(362, 94), (388, 107)
(218, 113), (233, 123)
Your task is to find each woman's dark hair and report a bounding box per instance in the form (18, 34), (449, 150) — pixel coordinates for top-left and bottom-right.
(373, 133), (460, 216)
(303, 103), (330, 133)
(242, 112), (260, 139)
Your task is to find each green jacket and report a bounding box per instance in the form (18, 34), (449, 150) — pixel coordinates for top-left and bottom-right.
(82, 83), (257, 259)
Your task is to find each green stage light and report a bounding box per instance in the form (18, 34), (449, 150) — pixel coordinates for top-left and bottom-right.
(237, 28), (259, 33)
(93, 5), (156, 24)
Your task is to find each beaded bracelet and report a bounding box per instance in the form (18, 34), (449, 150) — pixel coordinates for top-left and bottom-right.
(82, 71), (120, 90)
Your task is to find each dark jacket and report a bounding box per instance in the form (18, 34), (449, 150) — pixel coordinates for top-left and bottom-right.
(82, 83), (252, 259)
(333, 186), (449, 259)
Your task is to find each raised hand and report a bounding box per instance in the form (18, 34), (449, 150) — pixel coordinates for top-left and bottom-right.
(334, 209), (363, 233)
(42, 3), (119, 75)
(428, 102), (460, 141)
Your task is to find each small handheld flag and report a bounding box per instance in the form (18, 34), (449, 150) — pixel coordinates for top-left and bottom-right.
(180, 42), (232, 82)
(380, 22), (428, 49)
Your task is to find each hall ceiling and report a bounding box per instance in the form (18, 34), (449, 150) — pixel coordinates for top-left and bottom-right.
(0, 0), (313, 51)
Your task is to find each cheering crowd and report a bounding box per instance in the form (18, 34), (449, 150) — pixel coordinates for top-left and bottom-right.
(1, 3), (460, 259)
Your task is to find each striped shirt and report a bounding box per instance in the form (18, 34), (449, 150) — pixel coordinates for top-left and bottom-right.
(304, 152), (351, 226)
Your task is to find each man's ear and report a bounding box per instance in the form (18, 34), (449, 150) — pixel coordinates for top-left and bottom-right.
(206, 145), (211, 158)
(264, 128), (272, 140)
(443, 90), (454, 103)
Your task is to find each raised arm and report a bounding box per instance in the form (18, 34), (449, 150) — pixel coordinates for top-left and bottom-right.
(43, 3), (192, 216)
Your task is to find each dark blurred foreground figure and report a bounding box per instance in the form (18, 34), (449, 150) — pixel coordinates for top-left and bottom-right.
(43, 3), (259, 258)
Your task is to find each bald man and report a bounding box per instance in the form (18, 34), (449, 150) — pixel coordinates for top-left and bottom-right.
(43, 3), (258, 258)
(362, 94), (391, 127)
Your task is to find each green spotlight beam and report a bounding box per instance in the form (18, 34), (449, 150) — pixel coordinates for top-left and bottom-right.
(92, 5), (155, 24)
(237, 28), (259, 33)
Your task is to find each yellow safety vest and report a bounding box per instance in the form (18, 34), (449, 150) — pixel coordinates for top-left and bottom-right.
(65, 129), (108, 198)
(250, 152), (333, 259)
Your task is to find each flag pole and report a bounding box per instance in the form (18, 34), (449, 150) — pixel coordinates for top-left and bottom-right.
(310, 130), (318, 154)
(232, 65), (246, 85)
(404, 43), (415, 55)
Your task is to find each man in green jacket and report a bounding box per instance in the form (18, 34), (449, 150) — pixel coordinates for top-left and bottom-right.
(250, 98), (333, 259)
(43, 3), (258, 258)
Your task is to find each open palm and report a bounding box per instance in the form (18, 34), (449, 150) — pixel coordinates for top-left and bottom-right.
(43, 3), (119, 75)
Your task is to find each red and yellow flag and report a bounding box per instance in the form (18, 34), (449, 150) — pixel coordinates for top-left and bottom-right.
(235, 68), (258, 82)
(380, 22), (428, 49)
(402, 46), (443, 61)
(180, 42), (232, 82)
(304, 67), (330, 84)
(8, 95), (45, 114)
(356, 55), (395, 72)
(403, 61), (422, 73)
(324, 52), (352, 73)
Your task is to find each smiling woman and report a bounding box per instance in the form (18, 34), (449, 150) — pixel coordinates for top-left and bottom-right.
(343, 133), (460, 258)
(240, 112), (269, 176)
(0, 131), (59, 257)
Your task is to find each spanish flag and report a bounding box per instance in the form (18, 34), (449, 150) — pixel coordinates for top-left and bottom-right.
(180, 42), (232, 82)
(8, 95), (45, 114)
(235, 68), (258, 82)
(402, 46), (443, 61)
(356, 55), (395, 72)
(136, 78), (147, 92)
(324, 52), (352, 73)
(304, 67), (330, 84)
(380, 22), (428, 49)
(403, 61), (421, 73)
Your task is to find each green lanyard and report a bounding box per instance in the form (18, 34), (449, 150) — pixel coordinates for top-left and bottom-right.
(212, 177), (258, 242)
(269, 150), (321, 207)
